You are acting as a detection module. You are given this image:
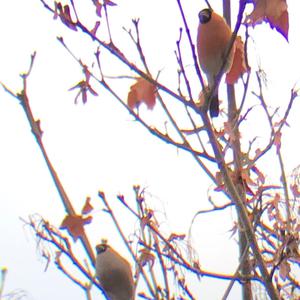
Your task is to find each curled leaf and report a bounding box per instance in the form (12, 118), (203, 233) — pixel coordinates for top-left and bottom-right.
(54, 2), (77, 31)
(245, 0), (289, 41)
(138, 248), (155, 268)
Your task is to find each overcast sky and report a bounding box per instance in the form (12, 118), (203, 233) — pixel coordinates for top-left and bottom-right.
(0, 1), (299, 300)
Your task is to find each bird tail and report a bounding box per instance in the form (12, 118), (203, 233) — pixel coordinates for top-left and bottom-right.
(209, 92), (219, 117)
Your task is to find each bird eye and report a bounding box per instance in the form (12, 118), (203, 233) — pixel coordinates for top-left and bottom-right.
(199, 8), (212, 24)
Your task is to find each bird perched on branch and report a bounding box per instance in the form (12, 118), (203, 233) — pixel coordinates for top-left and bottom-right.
(197, 8), (235, 117)
(96, 241), (134, 300)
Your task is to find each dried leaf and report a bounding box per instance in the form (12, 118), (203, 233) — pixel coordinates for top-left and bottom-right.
(226, 36), (249, 84)
(274, 193), (281, 206)
(196, 85), (209, 107)
(290, 184), (300, 197)
(274, 131), (282, 154)
(104, 0), (117, 6)
(254, 148), (262, 159)
(168, 233), (186, 242)
(92, 21), (101, 36)
(60, 215), (92, 241)
(127, 77), (157, 110)
(274, 118), (290, 128)
(93, 0), (103, 17)
(251, 166), (265, 184)
(286, 235), (300, 259)
(279, 259), (290, 281)
(245, 0), (289, 41)
(141, 211), (153, 229)
(214, 171), (225, 192)
(241, 168), (256, 186)
(82, 197), (93, 215)
(55, 3), (77, 31)
(54, 2), (61, 20)
(138, 248), (155, 268)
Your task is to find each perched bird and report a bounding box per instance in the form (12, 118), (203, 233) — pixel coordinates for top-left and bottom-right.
(95, 241), (134, 300)
(197, 8), (235, 117)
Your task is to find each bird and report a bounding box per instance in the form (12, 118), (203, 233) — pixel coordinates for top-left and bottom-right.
(95, 241), (135, 300)
(196, 8), (235, 117)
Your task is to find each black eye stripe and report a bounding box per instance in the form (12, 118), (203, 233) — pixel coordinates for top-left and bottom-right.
(199, 8), (212, 24)
(96, 244), (108, 254)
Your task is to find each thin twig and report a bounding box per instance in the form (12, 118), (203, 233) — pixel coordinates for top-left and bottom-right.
(98, 191), (157, 299)
(1, 54), (95, 265)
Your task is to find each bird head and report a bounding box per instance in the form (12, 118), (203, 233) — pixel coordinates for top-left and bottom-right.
(96, 239), (109, 255)
(199, 8), (213, 24)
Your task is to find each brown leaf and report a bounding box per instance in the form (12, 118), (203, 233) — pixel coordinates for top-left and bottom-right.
(54, 2), (61, 20)
(251, 166), (265, 184)
(197, 85), (210, 108)
(82, 197), (94, 215)
(141, 211), (153, 229)
(168, 233), (186, 242)
(226, 36), (249, 84)
(60, 215), (92, 241)
(271, 193), (281, 209)
(245, 0), (289, 41)
(290, 184), (300, 197)
(93, 1), (103, 17)
(91, 21), (101, 36)
(127, 77), (157, 110)
(138, 248), (155, 268)
(214, 171), (225, 192)
(104, 0), (117, 6)
(274, 131), (282, 154)
(55, 3), (77, 31)
(254, 148), (262, 160)
(279, 259), (290, 281)
(241, 168), (256, 186)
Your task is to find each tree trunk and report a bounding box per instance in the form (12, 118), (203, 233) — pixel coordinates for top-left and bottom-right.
(223, 1), (253, 299)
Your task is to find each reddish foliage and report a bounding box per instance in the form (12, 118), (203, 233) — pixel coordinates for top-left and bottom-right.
(127, 78), (157, 110)
(290, 184), (300, 197)
(104, 0), (117, 6)
(93, 0), (103, 17)
(168, 233), (186, 242)
(279, 259), (290, 281)
(91, 21), (101, 35)
(138, 248), (155, 268)
(54, 2), (77, 31)
(141, 210), (153, 229)
(81, 197), (94, 215)
(246, 0), (289, 41)
(226, 36), (249, 84)
(60, 215), (92, 241)
(251, 166), (265, 184)
(274, 131), (282, 154)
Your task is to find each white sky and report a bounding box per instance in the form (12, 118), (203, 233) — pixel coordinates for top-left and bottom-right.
(0, 0), (299, 299)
